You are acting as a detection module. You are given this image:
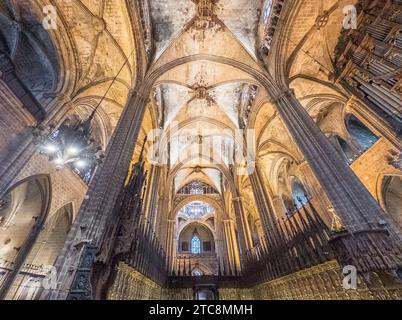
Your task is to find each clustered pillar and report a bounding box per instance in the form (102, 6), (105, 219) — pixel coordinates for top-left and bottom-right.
(268, 87), (402, 274)
(40, 88), (150, 300)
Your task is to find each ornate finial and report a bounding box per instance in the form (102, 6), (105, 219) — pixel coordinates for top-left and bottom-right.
(315, 10), (330, 30)
(329, 205), (346, 232)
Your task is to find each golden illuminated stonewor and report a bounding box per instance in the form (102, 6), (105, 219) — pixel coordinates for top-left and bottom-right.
(0, 0), (401, 301)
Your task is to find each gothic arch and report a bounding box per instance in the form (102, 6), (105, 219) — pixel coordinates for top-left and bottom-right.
(8, 202), (73, 300)
(377, 174), (402, 229)
(0, 1), (77, 106)
(345, 113), (379, 152)
(145, 54), (277, 96)
(168, 156), (237, 198)
(178, 222), (215, 254)
(67, 100), (113, 150)
(191, 262), (212, 276)
(171, 195), (225, 220)
(177, 219), (215, 238)
(0, 174), (52, 298)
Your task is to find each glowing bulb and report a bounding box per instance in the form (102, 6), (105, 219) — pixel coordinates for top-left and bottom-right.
(45, 144), (58, 153)
(75, 160), (87, 168)
(67, 146), (79, 155)
(54, 158), (64, 166)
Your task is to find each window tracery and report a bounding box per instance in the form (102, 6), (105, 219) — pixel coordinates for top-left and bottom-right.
(178, 201), (214, 219)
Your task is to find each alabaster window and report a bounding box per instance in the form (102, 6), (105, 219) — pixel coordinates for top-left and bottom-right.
(178, 201), (214, 219)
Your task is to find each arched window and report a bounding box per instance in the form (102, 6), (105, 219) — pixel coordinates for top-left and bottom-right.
(0, 3), (59, 104)
(263, 0), (273, 23)
(291, 177), (309, 209)
(328, 134), (358, 164)
(0, 175), (51, 299)
(193, 269), (202, 277)
(382, 176), (402, 229)
(191, 234), (201, 254)
(346, 115), (378, 151)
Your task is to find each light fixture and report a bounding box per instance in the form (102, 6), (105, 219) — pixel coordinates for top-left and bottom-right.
(67, 145), (80, 156)
(33, 47), (136, 183)
(33, 112), (105, 180)
(75, 159), (87, 169)
(44, 143), (58, 153)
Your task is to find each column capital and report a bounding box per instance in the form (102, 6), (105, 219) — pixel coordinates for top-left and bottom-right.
(223, 219), (235, 225)
(231, 196), (244, 203)
(297, 160), (311, 170)
(130, 89), (150, 102)
(247, 158), (263, 168)
(153, 162), (165, 168)
(270, 88), (295, 104)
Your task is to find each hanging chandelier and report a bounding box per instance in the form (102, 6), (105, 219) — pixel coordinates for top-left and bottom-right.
(33, 47), (136, 182)
(33, 111), (104, 182)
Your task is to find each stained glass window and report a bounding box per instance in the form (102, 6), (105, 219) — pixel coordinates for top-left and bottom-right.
(191, 234), (201, 254)
(263, 0), (273, 23)
(193, 270), (202, 277)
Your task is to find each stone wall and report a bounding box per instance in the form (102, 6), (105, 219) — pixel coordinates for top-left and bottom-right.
(0, 78), (36, 165)
(351, 138), (401, 201)
(10, 152), (87, 222)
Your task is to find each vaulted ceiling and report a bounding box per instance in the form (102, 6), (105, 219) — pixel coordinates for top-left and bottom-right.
(0, 0), (137, 138)
(137, 0), (349, 204)
(1, 0), (350, 209)
(143, 0), (269, 198)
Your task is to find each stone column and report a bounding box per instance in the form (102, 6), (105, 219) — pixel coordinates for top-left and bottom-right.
(166, 220), (176, 272)
(297, 161), (332, 225)
(0, 53), (50, 200)
(156, 194), (170, 248)
(143, 165), (160, 224)
(40, 88), (150, 300)
(223, 220), (240, 273)
(231, 197), (253, 252)
(0, 75), (36, 179)
(270, 89), (402, 273)
(148, 166), (162, 229)
(254, 219), (266, 245)
(248, 162), (282, 246)
(215, 219), (227, 263)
